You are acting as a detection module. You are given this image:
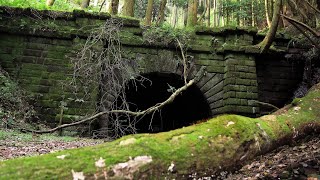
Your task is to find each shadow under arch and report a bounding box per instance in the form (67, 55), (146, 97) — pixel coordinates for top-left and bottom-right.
(122, 72), (212, 133)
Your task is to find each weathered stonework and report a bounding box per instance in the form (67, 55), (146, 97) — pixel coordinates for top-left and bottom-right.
(0, 6), (305, 126)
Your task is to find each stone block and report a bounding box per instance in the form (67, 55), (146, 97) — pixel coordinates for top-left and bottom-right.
(223, 91), (236, 99)
(207, 91), (224, 103)
(196, 60), (224, 67)
(224, 72), (240, 78)
(224, 78), (236, 85)
(236, 106), (256, 113)
(244, 60), (256, 66)
(224, 98), (241, 105)
(240, 99), (248, 105)
(235, 65), (249, 72)
(204, 80), (224, 98)
(201, 74), (224, 93)
(247, 86), (258, 93)
(236, 92), (258, 99)
(206, 66), (225, 73)
(224, 65), (235, 72)
(196, 73), (216, 89)
(225, 59), (238, 66)
(239, 72), (257, 79)
(209, 99), (224, 109)
(248, 67), (256, 73)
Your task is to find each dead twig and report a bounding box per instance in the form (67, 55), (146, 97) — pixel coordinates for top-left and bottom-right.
(176, 38), (187, 85)
(21, 79), (195, 134)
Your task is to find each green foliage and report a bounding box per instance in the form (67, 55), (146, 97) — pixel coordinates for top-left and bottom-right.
(0, 0), (81, 11)
(143, 23), (193, 46)
(0, 69), (35, 128)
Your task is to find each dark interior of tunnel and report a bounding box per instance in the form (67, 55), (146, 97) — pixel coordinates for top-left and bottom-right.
(119, 72), (212, 133)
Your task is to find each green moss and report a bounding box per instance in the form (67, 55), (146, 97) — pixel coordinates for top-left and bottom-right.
(1, 83), (319, 179)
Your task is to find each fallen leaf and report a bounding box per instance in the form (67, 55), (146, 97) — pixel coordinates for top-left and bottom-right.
(71, 169), (85, 180)
(56, 154), (68, 159)
(226, 121), (235, 127)
(95, 157), (105, 168)
(168, 162), (175, 172)
(293, 107), (301, 111)
(119, 138), (136, 146)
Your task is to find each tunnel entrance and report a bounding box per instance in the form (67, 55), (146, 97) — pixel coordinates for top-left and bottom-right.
(122, 72), (211, 133)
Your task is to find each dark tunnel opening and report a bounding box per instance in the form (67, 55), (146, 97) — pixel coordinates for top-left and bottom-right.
(121, 72), (212, 133)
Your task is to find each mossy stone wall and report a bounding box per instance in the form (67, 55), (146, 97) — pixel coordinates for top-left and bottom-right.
(0, 6), (304, 126)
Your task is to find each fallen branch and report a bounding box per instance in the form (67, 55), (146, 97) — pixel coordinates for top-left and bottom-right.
(281, 14), (320, 37)
(281, 14), (320, 50)
(251, 100), (279, 110)
(21, 79), (195, 134)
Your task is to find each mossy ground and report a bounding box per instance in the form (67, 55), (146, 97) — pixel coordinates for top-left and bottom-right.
(0, 83), (319, 179)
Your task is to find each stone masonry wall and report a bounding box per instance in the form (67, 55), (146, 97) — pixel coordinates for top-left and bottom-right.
(256, 54), (305, 114)
(0, 6), (305, 126)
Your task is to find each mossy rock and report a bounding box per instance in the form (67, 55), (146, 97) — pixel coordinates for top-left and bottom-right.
(1, 83), (320, 179)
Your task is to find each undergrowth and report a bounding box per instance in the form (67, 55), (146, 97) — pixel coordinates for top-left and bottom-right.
(143, 23), (194, 47)
(0, 0), (81, 11)
(0, 68), (35, 129)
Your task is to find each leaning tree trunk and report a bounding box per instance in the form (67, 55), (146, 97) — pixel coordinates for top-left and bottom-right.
(109, 0), (119, 15)
(259, 0), (282, 53)
(2, 82), (320, 179)
(145, 0), (154, 26)
(123, 0), (135, 17)
(157, 0), (167, 25)
(46, 0), (55, 6)
(81, 0), (90, 9)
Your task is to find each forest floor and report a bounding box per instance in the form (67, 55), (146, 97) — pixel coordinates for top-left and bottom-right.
(0, 129), (319, 179)
(213, 135), (320, 180)
(0, 129), (104, 161)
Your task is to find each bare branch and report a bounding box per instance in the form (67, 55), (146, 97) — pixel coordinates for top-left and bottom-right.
(281, 14), (320, 37)
(21, 79), (195, 134)
(176, 38), (187, 85)
(281, 14), (320, 49)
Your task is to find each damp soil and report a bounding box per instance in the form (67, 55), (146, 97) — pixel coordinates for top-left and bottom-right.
(192, 135), (320, 180)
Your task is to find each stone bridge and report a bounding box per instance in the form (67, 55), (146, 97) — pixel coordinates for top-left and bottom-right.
(0, 7), (305, 132)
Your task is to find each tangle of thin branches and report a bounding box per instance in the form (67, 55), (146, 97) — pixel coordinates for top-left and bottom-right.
(22, 18), (195, 139)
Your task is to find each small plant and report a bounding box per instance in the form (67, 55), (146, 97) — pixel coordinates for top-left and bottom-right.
(0, 68), (35, 129)
(143, 23), (193, 46)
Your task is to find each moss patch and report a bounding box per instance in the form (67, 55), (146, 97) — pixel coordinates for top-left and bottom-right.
(1, 83), (320, 179)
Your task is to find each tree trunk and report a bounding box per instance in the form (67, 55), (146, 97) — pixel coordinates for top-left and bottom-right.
(173, 4), (178, 27)
(184, 6), (188, 26)
(81, 0), (90, 9)
(206, 0), (211, 26)
(123, 0), (135, 17)
(145, 0), (154, 26)
(157, 0), (167, 25)
(259, 0), (282, 53)
(2, 82), (320, 179)
(265, 0), (272, 27)
(46, 0), (55, 6)
(109, 0), (119, 15)
(187, 0), (197, 27)
(251, 0), (255, 26)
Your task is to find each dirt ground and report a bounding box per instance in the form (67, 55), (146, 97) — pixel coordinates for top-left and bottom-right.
(209, 136), (320, 180)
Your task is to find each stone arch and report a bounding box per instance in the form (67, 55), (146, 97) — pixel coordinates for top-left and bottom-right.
(98, 49), (225, 133)
(121, 72), (212, 133)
